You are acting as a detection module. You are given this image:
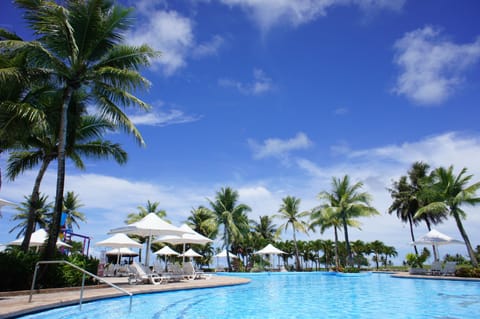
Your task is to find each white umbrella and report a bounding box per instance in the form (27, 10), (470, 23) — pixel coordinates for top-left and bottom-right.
(96, 233), (142, 264)
(154, 245), (179, 271)
(254, 244), (286, 269)
(181, 248), (203, 258)
(9, 228), (71, 250)
(0, 198), (16, 207)
(106, 247), (139, 257)
(411, 229), (464, 261)
(255, 244), (286, 255)
(214, 249), (238, 258)
(109, 213), (185, 265)
(154, 223), (213, 262)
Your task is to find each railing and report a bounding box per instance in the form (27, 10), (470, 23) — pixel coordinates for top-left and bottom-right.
(29, 260), (132, 312)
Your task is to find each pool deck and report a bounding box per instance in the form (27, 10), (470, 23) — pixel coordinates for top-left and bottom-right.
(0, 275), (250, 319)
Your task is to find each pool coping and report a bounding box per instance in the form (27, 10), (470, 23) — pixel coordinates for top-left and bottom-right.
(0, 275), (251, 319)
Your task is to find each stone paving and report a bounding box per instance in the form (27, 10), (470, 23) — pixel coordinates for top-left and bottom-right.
(0, 275), (250, 319)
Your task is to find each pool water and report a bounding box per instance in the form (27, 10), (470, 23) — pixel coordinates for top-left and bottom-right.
(19, 273), (480, 319)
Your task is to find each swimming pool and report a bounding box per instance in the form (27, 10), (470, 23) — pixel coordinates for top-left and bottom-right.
(18, 272), (480, 319)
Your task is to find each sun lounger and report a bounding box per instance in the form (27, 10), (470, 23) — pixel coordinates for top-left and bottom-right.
(128, 262), (164, 285)
(182, 262), (212, 280)
(429, 261), (442, 275)
(442, 262), (456, 276)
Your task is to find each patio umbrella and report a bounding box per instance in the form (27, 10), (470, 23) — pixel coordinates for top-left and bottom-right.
(106, 247), (139, 257)
(411, 229), (464, 261)
(0, 198), (16, 207)
(109, 213), (185, 266)
(213, 249), (238, 270)
(154, 245), (179, 271)
(254, 244), (286, 269)
(9, 228), (71, 251)
(181, 248), (203, 258)
(95, 233), (142, 264)
(154, 223), (213, 262)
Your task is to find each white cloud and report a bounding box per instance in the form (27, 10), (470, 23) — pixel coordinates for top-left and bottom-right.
(393, 26), (480, 105)
(129, 109), (201, 127)
(192, 35), (225, 58)
(127, 4), (225, 76)
(220, 0), (405, 32)
(219, 68), (273, 95)
(333, 107), (349, 116)
(249, 132), (313, 160)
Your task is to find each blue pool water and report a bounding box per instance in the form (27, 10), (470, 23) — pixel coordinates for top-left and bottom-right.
(19, 272), (480, 319)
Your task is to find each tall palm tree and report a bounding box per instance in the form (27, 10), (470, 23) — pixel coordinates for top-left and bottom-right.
(274, 196), (309, 271)
(319, 175), (379, 267)
(186, 206), (218, 239)
(310, 206), (343, 269)
(415, 166), (480, 267)
(207, 187), (251, 272)
(9, 194), (53, 239)
(1, 0), (158, 259)
(62, 191), (85, 231)
(252, 215), (277, 242)
(369, 240), (386, 270)
(7, 110), (127, 251)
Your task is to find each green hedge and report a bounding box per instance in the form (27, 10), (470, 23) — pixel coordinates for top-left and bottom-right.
(0, 248), (99, 291)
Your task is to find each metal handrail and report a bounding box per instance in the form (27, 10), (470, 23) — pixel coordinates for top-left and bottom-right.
(29, 260), (132, 312)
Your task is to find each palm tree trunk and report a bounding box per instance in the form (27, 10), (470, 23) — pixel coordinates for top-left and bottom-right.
(342, 214), (352, 267)
(453, 211), (478, 267)
(407, 215), (418, 255)
(333, 226), (340, 270)
(292, 229), (301, 271)
(45, 86), (73, 260)
(21, 158), (51, 251)
(225, 227), (232, 272)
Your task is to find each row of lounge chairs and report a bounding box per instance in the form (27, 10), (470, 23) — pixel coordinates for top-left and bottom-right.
(409, 261), (457, 276)
(127, 262), (211, 285)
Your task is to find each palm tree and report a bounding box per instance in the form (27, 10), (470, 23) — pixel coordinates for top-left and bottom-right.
(388, 162), (447, 259)
(415, 166), (480, 267)
(1, 0), (158, 259)
(274, 196), (309, 271)
(62, 191), (85, 231)
(6, 111), (127, 251)
(207, 187), (251, 272)
(310, 206), (343, 269)
(9, 194), (53, 239)
(252, 215), (277, 242)
(319, 175), (379, 267)
(369, 240), (386, 270)
(186, 206), (218, 239)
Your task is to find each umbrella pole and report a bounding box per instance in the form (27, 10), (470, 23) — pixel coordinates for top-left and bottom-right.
(182, 243), (186, 263)
(145, 234), (152, 266)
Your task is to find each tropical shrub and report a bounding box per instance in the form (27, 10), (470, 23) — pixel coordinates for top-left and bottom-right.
(455, 266), (480, 278)
(0, 248), (40, 291)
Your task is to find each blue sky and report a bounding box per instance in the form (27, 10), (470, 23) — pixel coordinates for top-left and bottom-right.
(1, 0), (480, 264)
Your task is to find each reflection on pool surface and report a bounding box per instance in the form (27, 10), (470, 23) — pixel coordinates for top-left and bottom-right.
(19, 272), (480, 319)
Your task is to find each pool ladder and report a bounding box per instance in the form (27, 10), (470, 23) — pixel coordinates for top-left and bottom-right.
(29, 260), (133, 312)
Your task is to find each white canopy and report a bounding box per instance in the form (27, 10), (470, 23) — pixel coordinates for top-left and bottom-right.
(0, 198), (16, 207)
(95, 233), (142, 248)
(154, 223), (213, 246)
(154, 245), (179, 256)
(9, 229), (71, 249)
(411, 229), (464, 261)
(181, 248), (203, 258)
(106, 247), (139, 257)
(109, 213), (185, 265)
(214, 249), (238, 258)
(255, 244), (286, 255)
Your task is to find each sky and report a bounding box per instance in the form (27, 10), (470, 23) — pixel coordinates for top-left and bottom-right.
(1, 0), (480, 265)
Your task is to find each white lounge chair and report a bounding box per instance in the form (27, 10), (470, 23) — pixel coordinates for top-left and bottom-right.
(442, 262), (457, 276)
(128, 262), (164, 285)
(429, 261), (442, 275)
(182, 262), (211, 280)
